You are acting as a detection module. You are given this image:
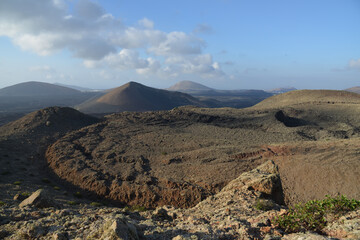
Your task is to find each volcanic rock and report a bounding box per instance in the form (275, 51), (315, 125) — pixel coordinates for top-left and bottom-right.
(19, 189), (57, 208)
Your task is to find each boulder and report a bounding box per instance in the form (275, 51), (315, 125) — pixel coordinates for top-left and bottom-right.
(151, 207), (173, 221)
(222, 160), (284, 204)
(89, 216), (139, 240)
(19, 189), (57, 208)
(53, 232), (69, 240)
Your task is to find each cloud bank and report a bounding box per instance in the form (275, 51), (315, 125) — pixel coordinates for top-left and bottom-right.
(0, 0), (224, 79)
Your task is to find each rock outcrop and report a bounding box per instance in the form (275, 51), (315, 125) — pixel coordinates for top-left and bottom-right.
(1, 162), (359, 239)
(19, 189), (58, 208)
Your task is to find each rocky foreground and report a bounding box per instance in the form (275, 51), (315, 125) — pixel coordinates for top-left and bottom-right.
(1, 161), (359, 240)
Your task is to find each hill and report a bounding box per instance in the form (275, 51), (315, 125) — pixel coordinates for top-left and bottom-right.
(0, 81), (81, 96)
(76, 81), (205, 114)
(346, 86), (360, 94)
(167, 80), (213, 92)
(254, 89), (360, 109)
(0, 106), (99, 141)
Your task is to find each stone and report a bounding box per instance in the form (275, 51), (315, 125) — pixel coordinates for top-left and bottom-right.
(53, 232), (69, 240)
(223, 160), (284, 204)
(13, 193), (27, 201)
(152, 208), (173, 221)
(89, 216), (139, 240)
(110, 218), (139, 240)
(0, 230), (9, 239)
(282, 232), (331, 239)
(172, 235), (199, 240)
(18, 224), (47, 239)
(19, 189), (57, 208)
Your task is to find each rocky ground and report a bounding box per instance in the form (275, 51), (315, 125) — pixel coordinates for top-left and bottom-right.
(1, 161), (359, 240)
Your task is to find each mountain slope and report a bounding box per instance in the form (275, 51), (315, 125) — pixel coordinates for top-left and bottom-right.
(53, 82), (94, 92)
(0, 81), (81, 96)
(76, 81), (205, 114)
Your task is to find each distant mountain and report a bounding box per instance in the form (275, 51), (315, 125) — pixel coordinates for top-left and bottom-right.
(53, 83), (94, 92)
(266, 87), (297, 94)
(0, 81), (98, 113)
(345, 86), (360, 94)
(167, 81), (213, 93)
(0, 81), (81, 96)
(76, 81), (205, 114)
(166, 80), (272, 108)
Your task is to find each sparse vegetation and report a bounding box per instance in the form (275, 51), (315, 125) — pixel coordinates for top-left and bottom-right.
(67, 201), (78, 205)
(274, 195), (360, 233)
(20, 192), (30, 197)
(0, 201), (6, 206)
(53, 186), (61, 190)
(253, 199), (275, 211)
(90, 202), (102, 207)
(124, 205), (147, 212)
(73, 191), (83, 198)
(13, 181), (21, 185)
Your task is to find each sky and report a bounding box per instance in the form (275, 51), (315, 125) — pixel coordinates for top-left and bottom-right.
(0, 0), (359, 90)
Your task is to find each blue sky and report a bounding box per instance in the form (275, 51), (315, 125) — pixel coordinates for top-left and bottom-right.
(0, 0), (359, 90)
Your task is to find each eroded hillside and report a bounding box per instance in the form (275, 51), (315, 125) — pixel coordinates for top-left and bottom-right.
(46, 94), (360, 208)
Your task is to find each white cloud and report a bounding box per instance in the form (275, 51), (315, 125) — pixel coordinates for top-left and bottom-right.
(149, 32), (205, 56)
(74, 0), (104, 20)
(136, 58), (161, 75)
(105, 49), (149, 69)
(110, 27), (166, 49)
(138, 18), (154, 29)
(349, 59), (360, 70)
(165, 54), (225, 78)
(84, 49), (160, 74)
(0, 0), (226, 80)
(0, 0), (117, 59)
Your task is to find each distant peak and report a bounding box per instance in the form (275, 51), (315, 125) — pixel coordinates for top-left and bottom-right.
(123, 81), (144, 88)
(167, 80), (213, 92)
